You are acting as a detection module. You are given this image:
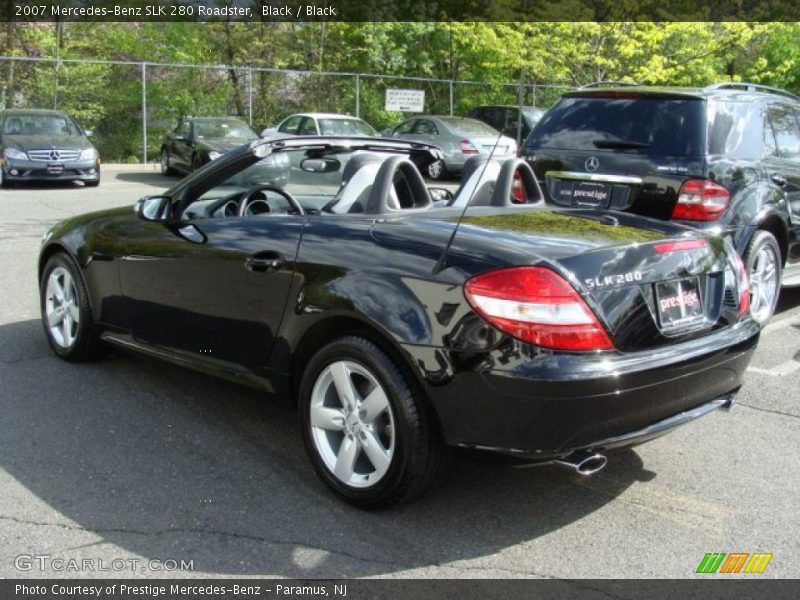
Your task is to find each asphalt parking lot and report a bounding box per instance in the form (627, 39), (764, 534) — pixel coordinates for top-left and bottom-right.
(0, 165), (798, 579)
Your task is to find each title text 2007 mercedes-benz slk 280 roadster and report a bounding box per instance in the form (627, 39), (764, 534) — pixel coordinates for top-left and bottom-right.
(38, 136), (759, 507)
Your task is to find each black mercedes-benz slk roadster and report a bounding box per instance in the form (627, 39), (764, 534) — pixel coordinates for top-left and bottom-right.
(38, 136), (759, 507)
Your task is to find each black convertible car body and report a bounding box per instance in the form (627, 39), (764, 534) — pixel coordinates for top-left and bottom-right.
(39, 136), (759, 507)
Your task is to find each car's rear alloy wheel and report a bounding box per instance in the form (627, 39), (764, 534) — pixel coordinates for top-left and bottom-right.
(299, 336), (446, 508)
(309, 360), (396, 488)
(40, 254), (101, 361)
(744, 230), (781, 325)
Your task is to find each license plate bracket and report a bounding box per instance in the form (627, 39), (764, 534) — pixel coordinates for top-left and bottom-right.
(655, 277), (705, 333)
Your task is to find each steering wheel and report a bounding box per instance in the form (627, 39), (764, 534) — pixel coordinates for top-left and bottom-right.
(238, 185), (304, 217)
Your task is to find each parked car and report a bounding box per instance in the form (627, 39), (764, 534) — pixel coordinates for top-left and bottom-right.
(261, 113), (378, 138)
(468, 104), (545, 144)
(38, 136), (758, 507)
(0, 109), (99, 188)
(386, 115), (517, 180)
(522, 82), (800, 324)
(160, 117), (289, 184)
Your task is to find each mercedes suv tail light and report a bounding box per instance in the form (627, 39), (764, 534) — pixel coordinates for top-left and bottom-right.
(464, 266), (614, 351)
(672, 179), (730, 221)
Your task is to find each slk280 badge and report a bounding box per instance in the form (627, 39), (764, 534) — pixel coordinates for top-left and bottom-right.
(585, 271), (644, 289)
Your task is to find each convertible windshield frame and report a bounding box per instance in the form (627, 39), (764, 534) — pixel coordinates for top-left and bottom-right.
(248, 136), (444, 162)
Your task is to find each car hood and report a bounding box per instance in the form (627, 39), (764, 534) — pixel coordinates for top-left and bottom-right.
(4, 134), (91, 150)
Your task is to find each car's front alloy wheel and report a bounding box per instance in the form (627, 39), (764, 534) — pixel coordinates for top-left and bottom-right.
(40, 254), (101, 361)
(299, 336), (446, 508)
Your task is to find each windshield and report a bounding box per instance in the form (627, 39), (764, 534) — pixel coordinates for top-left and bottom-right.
(528, 95), (706, 156)
(318, 118), (376, 136)
(194, 119), (258, 140)
(3, 114), (80, 136)
(440, 118), (499, 136)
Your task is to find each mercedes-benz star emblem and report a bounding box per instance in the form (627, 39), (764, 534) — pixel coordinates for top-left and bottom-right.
(49, 150), (61, 161)
(585, 156), (599, 172)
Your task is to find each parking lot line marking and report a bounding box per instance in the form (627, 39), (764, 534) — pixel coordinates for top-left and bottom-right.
(747, 360), (800, 376)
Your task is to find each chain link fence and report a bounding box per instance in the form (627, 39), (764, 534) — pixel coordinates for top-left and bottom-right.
(0, 56), (573, 163)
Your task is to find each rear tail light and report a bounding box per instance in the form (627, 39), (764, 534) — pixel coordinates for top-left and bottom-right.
(733, 252), (750, 316)
(460, 140), (479, 155)
(672, 179), (730, 221)
(464, 266), (614, 351)
(511, 171), (527, 203)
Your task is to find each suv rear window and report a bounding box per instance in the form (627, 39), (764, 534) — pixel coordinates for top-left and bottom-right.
(528, 95), (706, 157)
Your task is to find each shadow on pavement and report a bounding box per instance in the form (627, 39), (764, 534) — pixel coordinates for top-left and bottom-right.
(115, 171), (180, 188)
(1, 318), (652, 577)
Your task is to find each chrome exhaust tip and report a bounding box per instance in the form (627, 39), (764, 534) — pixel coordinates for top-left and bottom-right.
(555, 451), (607, 476)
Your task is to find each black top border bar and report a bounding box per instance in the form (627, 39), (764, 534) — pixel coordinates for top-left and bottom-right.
(1, 0), (799, 22)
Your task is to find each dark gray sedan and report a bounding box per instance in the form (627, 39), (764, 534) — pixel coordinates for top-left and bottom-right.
(0, 109), (100, 188)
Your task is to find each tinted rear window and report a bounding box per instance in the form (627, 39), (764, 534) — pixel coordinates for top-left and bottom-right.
(528, 95), (706, 156)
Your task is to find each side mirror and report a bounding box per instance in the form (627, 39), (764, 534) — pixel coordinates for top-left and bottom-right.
(136, 195), (171, 222)
(84, 129), (94, 137)
(428, 187), (453, 203)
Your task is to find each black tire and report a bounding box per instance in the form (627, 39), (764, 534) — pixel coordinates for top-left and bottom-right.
(742, 229), (782, 325)
(85, 178), (100, 188)
(299, 335), (447, 509)
(191, 154), (204, 172)
(40, 253), (102, 362)
(426, 159), (448, 181)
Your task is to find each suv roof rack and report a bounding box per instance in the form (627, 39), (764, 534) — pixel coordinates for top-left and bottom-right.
(579, 81), (641, 89)
(705, 82), (800, 101)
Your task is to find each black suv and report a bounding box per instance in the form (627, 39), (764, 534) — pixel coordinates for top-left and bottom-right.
(469, 105), (545, 144)
(522, 82), (800, 323)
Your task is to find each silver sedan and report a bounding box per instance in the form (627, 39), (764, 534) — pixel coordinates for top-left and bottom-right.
(385, 115), (517, 179)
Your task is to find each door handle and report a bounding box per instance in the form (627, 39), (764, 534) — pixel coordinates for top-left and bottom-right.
(245, 251), (284, 273)
(771, 173), (788, 188)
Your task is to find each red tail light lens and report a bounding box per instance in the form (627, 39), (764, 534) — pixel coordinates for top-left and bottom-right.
(464, 266), (614, 351)
(653, 239), (708, 253)
(733, 253), (750, 316)
(460, 140), (479, 155)
(511, 171), (527, 203)
(672, 179), (730, 221)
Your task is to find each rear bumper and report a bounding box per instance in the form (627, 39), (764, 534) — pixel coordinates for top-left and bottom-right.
(407, 319), (759, 457)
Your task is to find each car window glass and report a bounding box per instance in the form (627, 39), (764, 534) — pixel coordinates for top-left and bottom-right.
(279, 116), (303, 134)
(3, 114), (79, 136)
(298, 117), (318, 135)
(528, 96), (706, 156)
(767, 104), (800, 160)
(707, 100), (763, 159)
(194, 119), (257, 140)
(395, 120), (415, 134)
(318, 118), (376, 136)
(439, 117), (499, 136)
(178, 121), (191, 138)
(413, 120), (438, 135)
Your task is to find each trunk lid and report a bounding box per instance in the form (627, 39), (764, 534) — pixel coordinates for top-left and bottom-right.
(377, 207), (742, 352)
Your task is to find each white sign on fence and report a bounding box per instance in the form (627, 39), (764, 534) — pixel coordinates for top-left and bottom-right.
(385, 88), (425, 112)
